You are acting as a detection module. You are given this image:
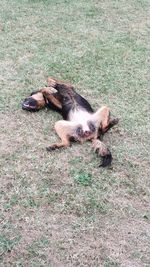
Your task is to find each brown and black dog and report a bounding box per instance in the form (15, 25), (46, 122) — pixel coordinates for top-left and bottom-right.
(22, 77), (119, 167)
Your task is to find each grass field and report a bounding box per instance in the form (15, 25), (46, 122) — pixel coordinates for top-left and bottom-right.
(0, 0), (150, 266)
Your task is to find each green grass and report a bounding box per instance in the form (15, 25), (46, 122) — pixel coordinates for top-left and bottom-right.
(70, 169), (92, 186)
(0, 0), (150, 266)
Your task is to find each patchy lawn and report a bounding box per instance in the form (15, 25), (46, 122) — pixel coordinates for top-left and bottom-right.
(0, 0), (150, 266)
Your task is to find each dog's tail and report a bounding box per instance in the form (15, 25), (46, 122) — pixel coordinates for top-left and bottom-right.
(92, 139), (112, 167)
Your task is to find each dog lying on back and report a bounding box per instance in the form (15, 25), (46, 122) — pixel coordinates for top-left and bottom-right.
(22, 77), (119, 167)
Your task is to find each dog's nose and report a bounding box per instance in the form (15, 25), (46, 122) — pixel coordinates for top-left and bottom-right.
(22, 97), (37, 111)
(22, 99), (30, 109)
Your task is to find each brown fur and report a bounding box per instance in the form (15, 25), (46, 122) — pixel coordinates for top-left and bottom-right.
(22, 77), (119, 167)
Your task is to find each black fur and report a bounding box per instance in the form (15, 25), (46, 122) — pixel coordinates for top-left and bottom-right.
(30, 91), (39, 96)
(61, 93), (94, 120)
(75, 93), (94, 113)
(99, 150), (112, 167)
(61, 100), (73, 120)
(101, 117), (119, 134)
(46, 146), (58, 151)
(46, 100), (62, 113)
(88, 121), (96, 133)
(22, 80), (118, 168)
(22, 98), (38, 111)
(76, 126), (84, 138)
(52, 83), (94, 120)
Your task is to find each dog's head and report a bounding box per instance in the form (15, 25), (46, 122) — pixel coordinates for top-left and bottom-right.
(22, 91), (47, 111)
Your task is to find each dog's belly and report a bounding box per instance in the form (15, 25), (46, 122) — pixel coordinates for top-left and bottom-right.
(68, 109), (92, 131)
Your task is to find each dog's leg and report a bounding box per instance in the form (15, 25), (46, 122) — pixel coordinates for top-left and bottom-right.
(40, 87), (62, 110)
(47, 77), (74, 90)
(46, 77), (76, 99)
(92, 139), (112, 167)
(101, 117), (119, 134)
(92, 106), (119, 135)
(91, 106), (118, 167)
(94, 106), (110, 132)
(46, 77), (94, 118)
(46, 120), (80, 151)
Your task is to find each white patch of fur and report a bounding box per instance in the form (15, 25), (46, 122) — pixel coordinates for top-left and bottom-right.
(68, 109), (93, 131)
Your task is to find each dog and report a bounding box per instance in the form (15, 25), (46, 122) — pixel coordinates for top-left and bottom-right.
(22, 77), (119, 167)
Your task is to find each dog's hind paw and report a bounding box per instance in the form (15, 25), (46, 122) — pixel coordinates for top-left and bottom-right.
(92, 139), (112, 167)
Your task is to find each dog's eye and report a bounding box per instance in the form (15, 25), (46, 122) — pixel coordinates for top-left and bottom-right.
(30, 91), (38, 96)
(63, 96), (69, 101)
